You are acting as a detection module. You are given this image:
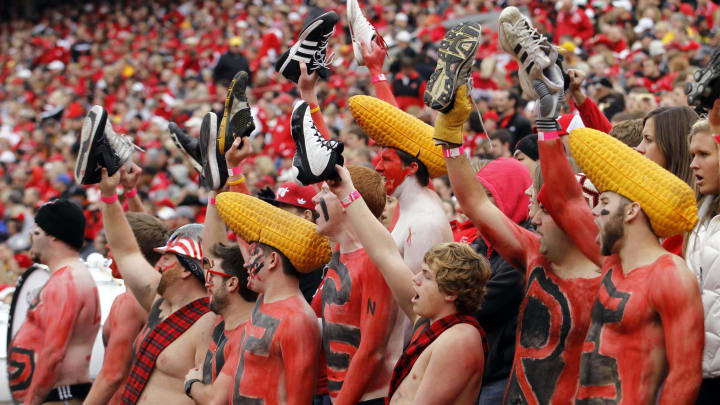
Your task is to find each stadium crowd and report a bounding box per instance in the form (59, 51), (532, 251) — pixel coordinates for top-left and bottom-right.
(2, 0), (720, 404)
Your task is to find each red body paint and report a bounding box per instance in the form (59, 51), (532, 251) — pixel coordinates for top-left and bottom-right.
(226, 295), (320, 405)
(8, 266), (100, 403)
(576, 255), (704, 404)
(310, 250), (402, 402)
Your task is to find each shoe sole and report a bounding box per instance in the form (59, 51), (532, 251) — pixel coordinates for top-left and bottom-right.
(425, 23), (482, 112)
(686, 48), (720, 111)
(75, 106), (107, 185)
(278, 19), (325, 82)
(200, 113), (220, 190)
(220, 71), (254, 155)
(168, 123), (204, 174)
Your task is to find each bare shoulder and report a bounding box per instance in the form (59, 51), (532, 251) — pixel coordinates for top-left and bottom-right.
(434, 323), (485, 348)
(65, 262), (97, 291)
(426, 324), (485, 368)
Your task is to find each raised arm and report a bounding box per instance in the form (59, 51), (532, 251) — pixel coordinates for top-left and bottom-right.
(362, 41), (399, 107)
(652, 256), (704, 404)
(567, 69), (612, 134)
(334, 258), (396, 405)
(537, 137), (602, 266)
(298, 63), (331, 139)
(438, 86), (534, 271)
(120, 163), (145, 213)
(328, 166), (417, 322)
(100, 167), (160, 311)
(25, 272), (80, 405)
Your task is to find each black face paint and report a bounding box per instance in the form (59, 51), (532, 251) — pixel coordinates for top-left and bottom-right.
(600, 209), (610, 216)
(319, 198), (330, 222)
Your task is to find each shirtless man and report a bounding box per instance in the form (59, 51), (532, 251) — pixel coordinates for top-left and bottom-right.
(84, 211), (168, 404)
(439, 84), (604, 404)
(566, 129), (704, 404)
(99, 167), (215, 405)
(311, 165), (404, 404)
(327, 164), (490, 403)
(208, 192), (323, 404)
(8, 198), (100, 405)
(360, 40), (452, 274)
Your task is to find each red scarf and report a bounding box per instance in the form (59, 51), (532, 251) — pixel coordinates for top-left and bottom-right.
(121, 297), (210, 404)
(387, 314), (487, 401)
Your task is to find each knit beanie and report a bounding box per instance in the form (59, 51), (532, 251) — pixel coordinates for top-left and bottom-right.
(35, 199), (86, 250)
(515, 134), (539, 161)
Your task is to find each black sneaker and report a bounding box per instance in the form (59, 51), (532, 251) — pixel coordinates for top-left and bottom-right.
(424, 22), (482, 113)
(168, 122), (203, 175)
(686, 46), (720, 114)
(199, 112), (228, 190)
(218, 71), (255, 155)
(275, 11), (339, 83)
(291, 101), (344, 185)
(75, 105), (139, 185)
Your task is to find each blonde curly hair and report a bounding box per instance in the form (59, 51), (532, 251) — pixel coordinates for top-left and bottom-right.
(424, 242), (491, 315)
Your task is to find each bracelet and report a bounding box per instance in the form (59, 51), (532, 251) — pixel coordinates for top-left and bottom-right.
(125, 187), (137, 198)
(309, 105), (321, 114)
(185, 378), (201, 399)
(340, 189), (361, 208)
(227, 175), (246, 186)
(227, 166), (243, 177)
(538, 130), (559, 141)
(371, 73), (386, 83)
(442, 146), (464, 158)
(209, 197), (216, 205)
(100, 194), (118, 204)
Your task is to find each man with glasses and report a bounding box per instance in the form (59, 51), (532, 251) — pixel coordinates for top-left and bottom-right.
(180, 243), (259, 404)
(99, 167), (216, 405)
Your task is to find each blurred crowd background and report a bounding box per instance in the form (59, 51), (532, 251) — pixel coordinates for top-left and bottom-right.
(1, 0), (718, 290)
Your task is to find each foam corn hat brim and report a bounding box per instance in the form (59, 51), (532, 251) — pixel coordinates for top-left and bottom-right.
(348, 95), (447, 178)
(215, 192), (331, 273)
(569, 128), (698, 238)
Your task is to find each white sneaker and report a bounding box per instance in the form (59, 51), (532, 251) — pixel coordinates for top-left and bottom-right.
(290, 101), (344, 185)
(498, 6), (563, 99)
(347, 0), (384, 65)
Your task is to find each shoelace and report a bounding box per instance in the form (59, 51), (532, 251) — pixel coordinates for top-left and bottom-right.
(309, 121), (338, 152)
(106, 123), (144, 161)
(512, 18), (546, 63)
(311, 29), (335, 71)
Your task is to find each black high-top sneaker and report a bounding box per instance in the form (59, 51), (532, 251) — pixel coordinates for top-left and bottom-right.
(199, 112), (228, 190)
(75, 105), (140, 185)
(168, 122), (203, 175)
(275, 11), (339, 83)
(686, 46), (720, 114)
(290, 101), (344, 185)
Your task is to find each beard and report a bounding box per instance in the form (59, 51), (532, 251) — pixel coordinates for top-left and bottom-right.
(600, 210), (625, 256)
(209, 290), (229, 314)
(157, 269), (180, 295)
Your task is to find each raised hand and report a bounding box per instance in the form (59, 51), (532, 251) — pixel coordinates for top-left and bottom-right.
(567, 68), (587, 105)
(120, 162), (142, 190)
(361, 40), (387, 74)
(100, 167), (121, 198)
(298, 63), (320, 105)
(327, 164), (355, 197)
(226, 137), (254, 168)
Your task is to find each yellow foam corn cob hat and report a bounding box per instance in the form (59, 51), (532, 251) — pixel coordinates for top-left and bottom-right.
(569, 128), (698, 238)
(349, 95), (447, 178)
(216, 192), (332, 273)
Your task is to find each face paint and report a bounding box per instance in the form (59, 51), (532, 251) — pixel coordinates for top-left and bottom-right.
(600, 209), (610, 216)
(246, 244), (265, 282)
(319, 198), (330, 222)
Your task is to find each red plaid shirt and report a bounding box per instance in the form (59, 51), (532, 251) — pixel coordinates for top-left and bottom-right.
(121, 297), (210, 404)
(387, 313), (487, 401)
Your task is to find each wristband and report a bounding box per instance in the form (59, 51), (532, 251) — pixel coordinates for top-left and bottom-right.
(371, 73), (386, 83)
(185, 378), (201, 399)
(227, 166), (243, 177)
(228, 175), (246, 186)
(538, 130), (559, 141)
(309, 103), (320, 114)
(100, 194), (118, 204)
(209, 197), (216, 206)
(443, 146), (464, 158)
(340, 189), (361, 208)
(125, 187), (137, 198)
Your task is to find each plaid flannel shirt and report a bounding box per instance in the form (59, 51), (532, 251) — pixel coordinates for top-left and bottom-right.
(121, 297), (210, 404)
(387, 313), (488, 401)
